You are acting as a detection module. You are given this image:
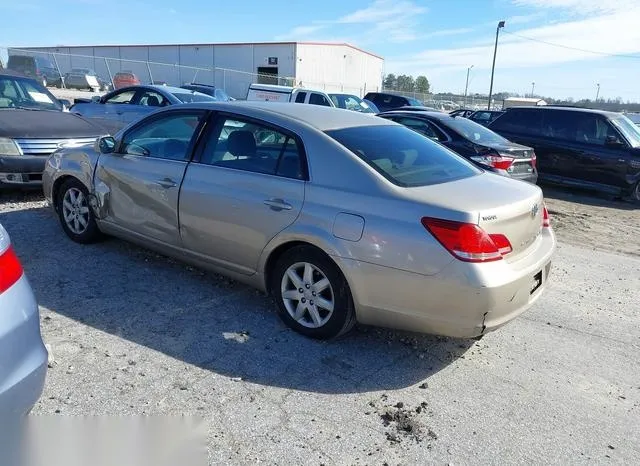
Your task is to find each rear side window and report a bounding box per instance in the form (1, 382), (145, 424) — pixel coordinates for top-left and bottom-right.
(309, 93), (331, 106)
(295, 92), (307, 103)
(490, 109), (543, 136)
(326, 125), (481, 187)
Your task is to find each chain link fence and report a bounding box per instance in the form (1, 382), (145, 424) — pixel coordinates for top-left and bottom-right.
(379, 87), (493, 111)
(1, 47), (296, 99)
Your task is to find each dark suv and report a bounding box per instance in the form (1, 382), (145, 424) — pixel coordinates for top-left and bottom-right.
(363, 92), (424, 112)
(489, 106), (640, 201)
(7, 55), (63, 88)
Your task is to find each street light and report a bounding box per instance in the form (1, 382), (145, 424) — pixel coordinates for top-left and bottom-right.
(487, 20), (505, 110)
(531, 81), (535, 98)
(464, 65), (474, 107)
(595, 83), (600, 102)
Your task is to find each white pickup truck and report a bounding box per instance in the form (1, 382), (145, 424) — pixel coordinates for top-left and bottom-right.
(246, 84), (335, 107)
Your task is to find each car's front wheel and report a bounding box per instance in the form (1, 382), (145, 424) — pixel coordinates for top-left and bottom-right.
(632, 182), (640, 204)
(271, 245), (356, 339)
(56, 178), (103, 244)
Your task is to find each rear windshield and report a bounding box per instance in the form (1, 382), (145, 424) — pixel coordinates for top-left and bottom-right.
(172, 92), (217, 103)
(443, 116), (509, 144)
(326, 125), (481, 187)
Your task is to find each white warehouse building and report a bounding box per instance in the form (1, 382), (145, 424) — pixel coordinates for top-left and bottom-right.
(10, 42), (384, 99)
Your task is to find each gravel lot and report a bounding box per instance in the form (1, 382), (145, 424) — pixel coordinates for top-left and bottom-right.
(1, 186), (638, 465)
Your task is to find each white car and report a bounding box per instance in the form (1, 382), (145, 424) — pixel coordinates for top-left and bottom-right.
(246, 83), (336, 107)
(0, 222), (47, 415)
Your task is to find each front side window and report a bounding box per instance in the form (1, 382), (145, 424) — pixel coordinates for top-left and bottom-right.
(309, 93), (331, 106)
(105, 90), (135, 104)
(295, 92), (307, 103)
(121, 112), (203, 161)
(200, 117), (305, 179)
(326, 125), (481, 187)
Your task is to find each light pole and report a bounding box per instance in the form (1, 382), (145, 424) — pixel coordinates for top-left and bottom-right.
(531, 81), (535, 98)
(487, 20), (506, 110)
(464, 65), (474, 107)
(595, 83), (600, 102)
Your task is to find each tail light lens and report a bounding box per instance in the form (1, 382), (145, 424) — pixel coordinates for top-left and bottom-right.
(421, 217), (512, 262)
(542, 204), (550, 228)
(531, 152), (537, 169)
(470, 151), (515, 170)
(0, 246), (23, 294)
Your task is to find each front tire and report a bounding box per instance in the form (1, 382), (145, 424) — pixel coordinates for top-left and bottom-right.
(56, 178), (102, 244)
(271, 245), (356, 339)
(631, 182), (640, 204)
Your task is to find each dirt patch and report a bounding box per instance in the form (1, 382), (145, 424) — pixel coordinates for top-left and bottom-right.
(367, 395), (437, 447)
(542, 185), (639, 258)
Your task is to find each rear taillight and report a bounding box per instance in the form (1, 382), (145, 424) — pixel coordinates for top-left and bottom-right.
(531, 152), (537, 169)
(542, 204), (550, 228)
(421, 217), (512, 263)
(0, 246), (23, 293)
(471, 152), (515, 170)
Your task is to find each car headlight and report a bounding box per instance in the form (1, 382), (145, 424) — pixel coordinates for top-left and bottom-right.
(0, 138), (22, 156)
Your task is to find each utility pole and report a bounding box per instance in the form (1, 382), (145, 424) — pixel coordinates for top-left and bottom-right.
(487, 20), (505, 110)
(531, 82), (535, 98)
(595, 83), (600, 102)
(464, 65), (474, 107)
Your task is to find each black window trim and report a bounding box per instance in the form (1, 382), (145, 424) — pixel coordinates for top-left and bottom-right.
(115, 108), (209, 162)
(191, 111), (310, 181)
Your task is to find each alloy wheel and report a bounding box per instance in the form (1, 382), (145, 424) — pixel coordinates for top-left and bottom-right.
(280, 262), (335, 329)
(62, 188), (90, 235)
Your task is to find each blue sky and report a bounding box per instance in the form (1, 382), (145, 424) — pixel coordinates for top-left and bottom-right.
(4, 0), (640, 100)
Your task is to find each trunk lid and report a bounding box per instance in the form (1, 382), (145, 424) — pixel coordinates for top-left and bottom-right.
(400, 172), (544, 259)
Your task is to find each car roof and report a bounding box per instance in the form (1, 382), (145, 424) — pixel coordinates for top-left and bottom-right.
(506, 105), (620, 117)
(0, 69), (30, 79)
(177, 101), (395, 131)
(379, 110), (447, 119)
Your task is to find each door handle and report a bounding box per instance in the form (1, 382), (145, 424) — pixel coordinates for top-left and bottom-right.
(155, 177), (177, 189)
(263, 198), (292, 211)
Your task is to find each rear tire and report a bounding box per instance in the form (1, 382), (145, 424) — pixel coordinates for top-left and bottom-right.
(271, 245), (356, 340)
(631, 182), (640, 204)
(56, 178), (103, 244)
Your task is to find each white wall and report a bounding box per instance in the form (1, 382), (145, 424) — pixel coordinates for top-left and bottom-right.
(295, 44), (383, 97)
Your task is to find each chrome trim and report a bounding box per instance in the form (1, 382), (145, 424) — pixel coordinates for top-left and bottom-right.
(15, 137), (97, 156)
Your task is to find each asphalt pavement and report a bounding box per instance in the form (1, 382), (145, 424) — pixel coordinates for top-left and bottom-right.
(1, 195), (638, 465)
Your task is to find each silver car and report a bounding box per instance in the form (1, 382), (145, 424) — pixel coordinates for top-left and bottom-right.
(0, 222), (47, 415)
(43, 102), (556, 340)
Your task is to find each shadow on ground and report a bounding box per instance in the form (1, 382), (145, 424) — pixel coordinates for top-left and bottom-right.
(540, 183), (637, 211)
(1, 202), (474, 395)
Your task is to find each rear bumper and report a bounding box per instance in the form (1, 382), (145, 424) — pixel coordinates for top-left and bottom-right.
(0, 276), (48, 416)
(0, 156), (47, 187)
(339, 228), (556, 338)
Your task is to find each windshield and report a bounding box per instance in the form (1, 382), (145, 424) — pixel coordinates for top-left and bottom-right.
(0, 75), (62, 111)
(326, 125), (481, 187)
(329, 94), (375, 113)
(172, 92), (217, 103)
(443, 116), (509, 145)
(611, 116), (640, 148)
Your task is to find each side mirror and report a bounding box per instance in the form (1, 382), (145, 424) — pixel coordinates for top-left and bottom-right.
(91, 95), (101, 103)
(605, 135), (625, 148)
(96, 136), (116, 154)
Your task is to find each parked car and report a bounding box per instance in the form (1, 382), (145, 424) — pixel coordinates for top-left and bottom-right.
(181, 83), (231, 101)
(363, 92), (424, 112)
(70, 85), (216, 132)
(64, 68), (110, 92)
(246, 84), (335, 106)
(393, 105), (443, 113)
(113, 71), (140, 89)
(328, 93), (376, 113)
(378, 110), (537, 183)
(449, 108), (476, 118)
(468, 110), (505, 126)
(488, 106), (640, 201)
(0, 222), (48, 416)
(7, 54), (63, 88)
(43, 101), (555, 340)
(0, 70), (104, 188)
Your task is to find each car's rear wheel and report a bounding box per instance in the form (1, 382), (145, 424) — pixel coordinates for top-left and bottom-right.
(271, 245), (356, 339)
(56, 178), (102, 244)
(632, 182), (640, 203)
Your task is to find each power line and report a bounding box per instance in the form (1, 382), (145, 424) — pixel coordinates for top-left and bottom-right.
(502, 31), (640, 60)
